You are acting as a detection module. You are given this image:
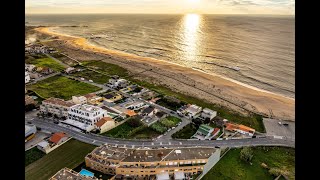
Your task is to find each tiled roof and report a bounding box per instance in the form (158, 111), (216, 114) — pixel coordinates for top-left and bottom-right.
(225, 123), (255, 133)
(49, 132), (67, 144)
(95, 117), (114, 127)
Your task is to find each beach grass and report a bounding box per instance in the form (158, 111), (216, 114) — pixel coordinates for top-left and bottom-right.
(26, 57), (65, 71)
(78, 60), (265, 132)
(25, 147), (46, 167)
(70, 69), (110, 84)
(81, 60), (128, 77)
(202, 147), (295, 180)
(27, 75), (101, 100)
(172, 124), (198, 139)
(25, 139), (97, 180)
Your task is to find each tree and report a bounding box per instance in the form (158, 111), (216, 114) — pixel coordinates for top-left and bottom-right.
(240, 147), (253, 163)
(25, 104), (36, 112)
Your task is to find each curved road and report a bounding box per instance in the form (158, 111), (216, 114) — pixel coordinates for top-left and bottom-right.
(30, 118), (294, 148)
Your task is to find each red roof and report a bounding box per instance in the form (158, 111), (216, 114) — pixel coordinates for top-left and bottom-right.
(84, 93), (96, 99)
(95, 117), (114, 127)
(49, 132), (67, 144)
(212, 128), (220, 135)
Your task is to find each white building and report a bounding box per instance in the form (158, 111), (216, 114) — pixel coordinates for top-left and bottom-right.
(25, 71), (30, 83)
(72, 95), (87, 104)
(65, 104), (107, 131)
(107, 77), (129, 89)
(25, 64), (36, 72)
(40, 98), (75, 118)
(200, 108), (217, 120)
(185, 104), (202, 119)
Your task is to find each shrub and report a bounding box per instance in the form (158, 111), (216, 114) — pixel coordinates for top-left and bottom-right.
(160, 119), (175, 128)
(240, 147), (253, 163)
(127, 117), (142, 127)
(151, 122), (168, 133)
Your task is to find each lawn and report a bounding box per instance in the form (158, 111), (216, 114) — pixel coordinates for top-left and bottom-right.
(25, 139), (97, 180)
(25, 147), (46, 167)
(27, 75), (101, 100)
(26, 57), (66, 71)
(102, 118), (160, 139)
(78, 60), (265, 132)
(70, 69), (110, 84)
(202, 147), (295, 180)
(172, 124), (198, 139)
(81, 60), (128, 77)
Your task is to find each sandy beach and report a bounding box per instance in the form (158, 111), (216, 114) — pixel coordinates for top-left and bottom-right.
(34, 27), (295, 121)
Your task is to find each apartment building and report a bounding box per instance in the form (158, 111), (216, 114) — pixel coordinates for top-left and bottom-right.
(40, 98), (75, 118)
(85, 145), (220, 179)
(64, 104), (107, 131)
(25, 71), (30, 83)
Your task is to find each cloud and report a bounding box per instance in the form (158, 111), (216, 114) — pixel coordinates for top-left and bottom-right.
(25, 0), (294, 15)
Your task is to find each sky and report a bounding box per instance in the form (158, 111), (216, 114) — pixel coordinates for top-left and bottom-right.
(26, 0), (295, 15)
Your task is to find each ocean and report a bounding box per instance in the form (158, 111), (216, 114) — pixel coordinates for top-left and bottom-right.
(26, 14), (295, 98)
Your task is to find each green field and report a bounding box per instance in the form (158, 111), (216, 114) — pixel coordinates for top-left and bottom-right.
(71, 69), (110, 84)
(26, 57), (65, 71)
(81, 60), (128, 77)
(172, 124), (198, 139)
(27, 75), (101, 100)
(102, 118), (160, 139)
(78, 60), (265, 132)
(203, 147), (295, 180)
(25, 139), (97, 180)
(25, 147), (46, 167)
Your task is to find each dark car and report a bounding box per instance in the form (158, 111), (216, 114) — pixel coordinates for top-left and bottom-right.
(283, 123), (289, 126)
(54, 121), (59, 124)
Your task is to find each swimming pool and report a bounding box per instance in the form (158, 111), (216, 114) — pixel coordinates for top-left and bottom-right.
(79, 169), (94, 178)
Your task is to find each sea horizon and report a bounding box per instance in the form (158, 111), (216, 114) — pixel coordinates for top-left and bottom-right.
(26, 14), (295, 99)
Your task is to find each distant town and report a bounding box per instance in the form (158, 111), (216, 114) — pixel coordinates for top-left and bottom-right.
(25, 35), (295, 180)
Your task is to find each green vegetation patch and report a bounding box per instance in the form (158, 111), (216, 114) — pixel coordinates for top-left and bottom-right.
(172, 124), (198, 139)
(27, 75), (101, 100)
(26, 57), (65, 71)
(81, 60), (128, 77)
(25, 147), (46, 167)
(103, 117), (160, 139)
(71, 69), (110, 84)
(25, 139), (97, 180)
(202, 147), (295, 180)
(151, 122), (168, 133)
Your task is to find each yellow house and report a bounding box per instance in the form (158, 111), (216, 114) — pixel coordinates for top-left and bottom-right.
(103, 92), (123, 103)
(95, 117), (116, 134)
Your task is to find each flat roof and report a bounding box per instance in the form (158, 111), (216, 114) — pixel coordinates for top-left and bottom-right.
(71, 104), (103, 113)
(164, 147), (216, 161)
(87, 145), (216, 163)
(50, 168), (97, 180)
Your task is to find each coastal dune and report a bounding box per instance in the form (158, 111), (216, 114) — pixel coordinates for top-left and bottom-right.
(36, 27), (295, 121)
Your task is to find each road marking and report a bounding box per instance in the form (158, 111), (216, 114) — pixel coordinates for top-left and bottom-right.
(152, 142), (154, 145)
(132, 145), (135, 148)
(179, 142), (182, 145)
(160, 142), (162, 145)
(169, 142), (171, 145)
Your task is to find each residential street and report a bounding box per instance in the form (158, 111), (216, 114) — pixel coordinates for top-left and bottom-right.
(28, 117), (294, 148)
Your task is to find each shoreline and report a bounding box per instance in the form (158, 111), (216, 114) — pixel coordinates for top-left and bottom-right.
(35, 26), (295, 120)
(46, 27), (294, 101)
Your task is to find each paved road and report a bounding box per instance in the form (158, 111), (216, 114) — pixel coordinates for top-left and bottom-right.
(26, 72), (61, 85)
(29, 118), (294, 148)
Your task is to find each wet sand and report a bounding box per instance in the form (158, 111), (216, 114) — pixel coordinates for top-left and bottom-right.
(35, 27), (295, 121)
